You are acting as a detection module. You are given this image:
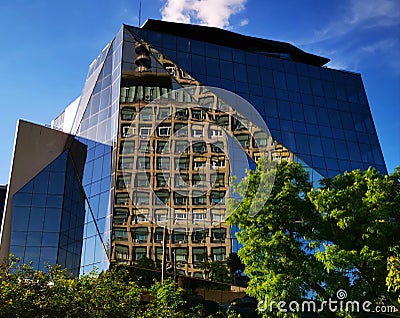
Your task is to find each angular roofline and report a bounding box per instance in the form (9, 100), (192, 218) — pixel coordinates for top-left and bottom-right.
(140, 19), (330, 67)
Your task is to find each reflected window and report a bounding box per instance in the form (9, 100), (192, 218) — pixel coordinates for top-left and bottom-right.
(135, 173), (149, 187)
(133, 247), (147, 261)
(115, 193), (129, 205)
(113, 208), (129, 224)
(115, 245), (129, 261)
(176, 157), (190, 170)
(174, 193), (188, 205)
(157, 157), (170, 170)
(174, 248), (188, 263)
(174, 174), (188, 188)
(210, 191), (226, 204)
(131, 227), (148, 243)
(175, 141), (189, 153)
(192, 229), (208, 243)
(157, 141), (170, 153)
(137, 157), (150, 169)
(120, 141), (135, 154)
(113, 228), (128, 241)
(133, 192), (150, 205)
(193, 247), (207, 263)
(193, 142), (207, 153)
(155, 190), (170, 204)
(212, 247), (226, 261)
(211, 228), (226, 243)
(121, 107), (136, 120)
(139, 141), (151, 153)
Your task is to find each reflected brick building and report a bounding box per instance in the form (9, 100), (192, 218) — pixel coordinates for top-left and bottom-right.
(0, 20), (386, 277)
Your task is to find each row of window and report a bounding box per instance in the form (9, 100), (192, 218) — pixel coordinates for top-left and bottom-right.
(115, 190), (226, 206)
(115, 244), (226, 263)
(113, 227), (226, 244)
(116, 172), (226, 189)
(120, 140), (225, 154)
(118, 156), (226, 171)
(120, 104), (227, 121)
(113, 208), (225, 225)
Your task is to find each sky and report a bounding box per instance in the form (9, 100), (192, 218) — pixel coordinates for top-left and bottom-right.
(0, 0), (398, 185)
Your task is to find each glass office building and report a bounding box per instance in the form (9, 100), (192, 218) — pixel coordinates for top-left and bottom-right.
(0, 20), (386, 277)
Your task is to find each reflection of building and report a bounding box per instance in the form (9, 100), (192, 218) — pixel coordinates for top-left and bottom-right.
(0, 20), (386, 277)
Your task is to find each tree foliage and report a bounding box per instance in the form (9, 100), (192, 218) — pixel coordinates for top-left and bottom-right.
(227, 160), (400, 316)
(0, 257), (204, 318)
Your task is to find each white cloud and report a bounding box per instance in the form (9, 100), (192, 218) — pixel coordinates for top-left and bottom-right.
(239, 18), (248, 26)
(161, 0), (247, 29)
(313, 0), (400, 43)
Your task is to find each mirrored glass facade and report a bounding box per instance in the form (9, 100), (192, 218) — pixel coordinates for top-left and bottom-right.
(0, 20), (386, 278)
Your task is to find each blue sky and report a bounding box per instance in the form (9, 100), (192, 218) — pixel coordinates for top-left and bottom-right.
(0, 0), (398, 184)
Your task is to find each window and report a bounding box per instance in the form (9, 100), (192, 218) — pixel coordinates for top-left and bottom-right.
(254, 131), (268, 147)
(193, 247), (207, 263)
(120, 140), (134, 154)
(156, 173), (169, 187)
(212, 247), (226, 261)
(211, 156), (225, 168)
(174, 123), (188, 136)
(198, 96), (214, 108)
(193, 191), (207, 205)
(174, 174), (188, 188)
(157, 107), (171, 120)
(156, 157), (170, 170)
(115, 245), (129, 261)
(192, 128), (203, 138)
(119, 157), (133, 170)
(116, 174), (131, 190)
(122, 125), (135, 137)
(139, 126), (151, 137)
(211, 228), (226, 243)
(137, 157), (150, 169)
(174, 193), (188, 205)
(133, 247), (147, 261)
(139, 108), (153, 121)
(211, 142), (224, 153)
(139, 141), (151, 153)
(175, 141), (189, 153)
(154, 227), (169, 243)
(173, 229), (188, 243)
(217, 115), (229, 128)
(134, 211), (149, 223)
(193, 158), (206, 169)
(210, 128), (223, 138)
(192, 109), (206, 120)
(211, 209), (225, 224)
(115, 193), (129, 205)
(192, 174), (206, 187)
(193, 142), (207, 153)
(174, 108), (188, 120)
(113, 228), (128, 241)
(121, 107), (136, 120)
(174, 212), (188, 223)
(155, 247), (170, 261)
(193, 212), (207, 223)
(232, 118), (248, 131)
(135, 173), (149, 187)
(113, 208), (129, 224)
(211, 173), (225, 187)
(210, 191), (226, 204)
(157, 141), (170, 153)
(236, 134), (250, 148)
(133, 192), (149, 205)
(131, 227), (148, 243)
(155, 209), (168, 222)
(174, 248), (188, 263)
(158, 126), (171, 137)
(155, 190), (170, 205)
(176, 157), (189, 170)
(192, 229), (208, 243)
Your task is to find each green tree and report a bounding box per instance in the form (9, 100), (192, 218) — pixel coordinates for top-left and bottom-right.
(227, 160), (400, 317)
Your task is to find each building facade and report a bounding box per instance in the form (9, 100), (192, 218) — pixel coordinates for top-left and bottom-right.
(0, 20), (386, 277)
